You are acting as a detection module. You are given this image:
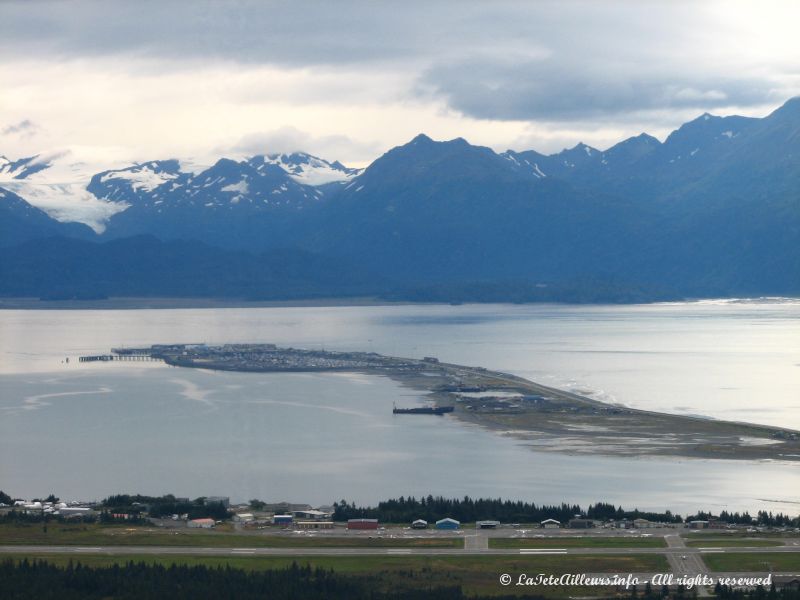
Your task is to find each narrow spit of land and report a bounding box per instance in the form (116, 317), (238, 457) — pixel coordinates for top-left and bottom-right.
(105, 344), (800, 461)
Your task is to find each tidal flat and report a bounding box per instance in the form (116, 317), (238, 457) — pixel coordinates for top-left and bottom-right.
(146, 343), (800, 462)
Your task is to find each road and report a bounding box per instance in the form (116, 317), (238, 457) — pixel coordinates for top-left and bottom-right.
(2, 543), (799, 558)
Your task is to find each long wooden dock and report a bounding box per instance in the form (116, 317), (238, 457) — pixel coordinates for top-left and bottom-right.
(78, 354), (161, 363)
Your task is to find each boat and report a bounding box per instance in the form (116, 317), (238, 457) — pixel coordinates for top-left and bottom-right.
(392, 403), (454, 415)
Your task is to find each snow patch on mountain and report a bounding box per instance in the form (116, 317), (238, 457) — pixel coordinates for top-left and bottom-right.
(100, 163), (180, 193)
(220, 179), (249, 194)
(263, 152), (361, 185)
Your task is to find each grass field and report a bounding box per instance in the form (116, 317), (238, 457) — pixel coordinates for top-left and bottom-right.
(684, 539), (785, 548)
(0, 553), (670, 597)
(703, 553), (800, 572)
(489, 537), (666, 549)
(0, 523), (462, 548)
(684, 531), (800, 539)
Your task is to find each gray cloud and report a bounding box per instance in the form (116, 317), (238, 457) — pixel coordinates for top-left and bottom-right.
(0, 1), (747, 69)
(2, 119), (39, 137)
(417, 59), (782, 121)
(230, 127), (381, 165)
(1, 0), (798, 155)
(0, 0), (436, 66)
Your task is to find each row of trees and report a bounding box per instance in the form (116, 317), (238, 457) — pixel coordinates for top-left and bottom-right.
(3, 559), (795, 600)
(686, 510), (800, 528)
(5, 489), (799, 527)
(0, 559), (530, 600)
(101, 494), (229, 521)
(332, 496), (684, 524)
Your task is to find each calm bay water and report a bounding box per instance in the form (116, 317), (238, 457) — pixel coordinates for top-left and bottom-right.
(1, 301), (799, 513)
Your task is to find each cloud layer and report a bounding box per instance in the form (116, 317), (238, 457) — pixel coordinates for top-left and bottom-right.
(0, 0), (798, 163)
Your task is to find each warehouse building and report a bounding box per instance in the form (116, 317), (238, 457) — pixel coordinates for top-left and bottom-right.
(188, 518), (215, 529)
(295, 521), (333, 530)
(541, 519), (561, 529)
(411, 519), (428, 529)
(435, 518), (460, 530)
(293, 509), (331, 521)
(568, 518), (595, 529)
(347, 518), (379, 530)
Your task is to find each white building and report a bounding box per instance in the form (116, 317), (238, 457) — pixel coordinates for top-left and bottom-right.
(541, 518), (561, 529)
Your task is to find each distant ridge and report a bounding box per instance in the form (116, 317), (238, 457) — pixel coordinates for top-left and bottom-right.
(2, 97), (799, 302)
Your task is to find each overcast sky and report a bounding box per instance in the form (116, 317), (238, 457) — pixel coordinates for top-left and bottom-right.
(1, 0), (799, 167)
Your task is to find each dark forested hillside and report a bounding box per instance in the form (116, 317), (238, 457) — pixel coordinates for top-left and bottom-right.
(3, 99), (800, 302)
(0, 236), (377, 300)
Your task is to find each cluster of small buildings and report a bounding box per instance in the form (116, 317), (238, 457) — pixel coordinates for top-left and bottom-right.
(3, 499), (95, 518)
(535, 517), (674, 529)
(230, 506), (336, 530)
(349, 517), (462, 530)
(158, 343), (420, 373)
(3, 494), (749, 534)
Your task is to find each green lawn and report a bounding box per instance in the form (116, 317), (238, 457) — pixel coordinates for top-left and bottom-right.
(0, 553), (670, 597)
(703, 553), (800, 572)
(684, 539), (785, 548)
(0, 523), (461, 548)
(489, 536), (666, 549)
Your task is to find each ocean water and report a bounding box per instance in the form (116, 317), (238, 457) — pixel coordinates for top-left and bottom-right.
(1, 301), (798, 513)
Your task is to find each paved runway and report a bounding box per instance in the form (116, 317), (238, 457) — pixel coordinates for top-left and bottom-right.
(2, 544), (800, 558)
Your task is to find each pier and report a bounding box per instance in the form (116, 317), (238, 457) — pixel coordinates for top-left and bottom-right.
(78, 354), (161, 363)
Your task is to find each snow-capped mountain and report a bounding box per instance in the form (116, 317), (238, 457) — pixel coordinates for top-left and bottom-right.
(3, 97), (800, 301)
(91, 157), (326, 214)
(256, 152), (361, 185)
(0, 149), (130, 232)
(93, 155), (353, 247)
(0, 148), (362, 232)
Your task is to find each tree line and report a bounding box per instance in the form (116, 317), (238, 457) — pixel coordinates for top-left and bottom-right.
(102, 494), (229, 520)
(332, 496), (683, 524)
(0, 559), (536, 600)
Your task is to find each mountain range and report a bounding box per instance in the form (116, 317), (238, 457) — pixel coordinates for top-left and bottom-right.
(2, 98), (799, 302)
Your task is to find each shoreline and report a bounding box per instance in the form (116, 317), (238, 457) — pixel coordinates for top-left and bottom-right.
(1, 295), (798, 311)
(0, 296), (416, 310)
(123, 343), (800, 463)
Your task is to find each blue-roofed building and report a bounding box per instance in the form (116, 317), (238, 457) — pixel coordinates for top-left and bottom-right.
(435, 517), (460, 530)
